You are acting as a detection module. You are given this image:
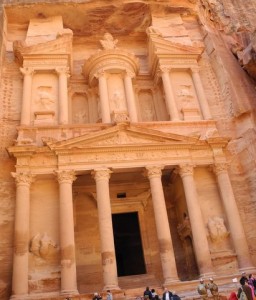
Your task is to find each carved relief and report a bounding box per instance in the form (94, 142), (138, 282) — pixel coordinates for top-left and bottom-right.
(30, 233), (58, 259)
(72, 93), (89, 124)
(35, 86), (55, 111)
(139, 90), (156, 122)
(110, 89), (126, 111)
(207, 216), (229, 242)
(100, 33), (118, 50)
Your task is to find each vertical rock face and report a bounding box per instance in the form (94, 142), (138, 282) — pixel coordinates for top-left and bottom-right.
(0, 1), (256, 299)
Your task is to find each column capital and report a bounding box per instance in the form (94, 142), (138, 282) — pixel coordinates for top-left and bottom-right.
(159, 66), (171, 74)
(177, 164), (195, 178)
(124, 70), (135, 78)
(92, 168), (112, 181)
(55, 67), (70, 76)
(20, 67), (34, 76)
(190, 67), (200, 73)
(95, 69), (106, 79)
(145, 165), (164, 178)
(55, 170), (77, 184)
(11, 172), (35, 186)
(212, 162), (229, 175)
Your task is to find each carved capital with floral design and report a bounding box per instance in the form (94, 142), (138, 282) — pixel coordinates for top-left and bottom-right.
(159, 66), (171, 75)
(55, 170), (77, 184)
(178, 164), (194, 178)
(11, 172), (35, 186)
(125, 70), (135, 79)
(212, 163), (228, 175)
(94, 69), (106, 79)
(20, 67), (34, 76)
(55, 67), (70, 76)
(145, 165), (164, 179)
(92, 168), (112, 181)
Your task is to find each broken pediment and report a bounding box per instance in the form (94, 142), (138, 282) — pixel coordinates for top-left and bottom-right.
(147, 27), (203, 57)
(46, 124), (201, 151)
(13, 15), (73, 67)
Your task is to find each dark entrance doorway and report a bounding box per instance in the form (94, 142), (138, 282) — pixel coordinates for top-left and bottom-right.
(112, 212), (146, 276)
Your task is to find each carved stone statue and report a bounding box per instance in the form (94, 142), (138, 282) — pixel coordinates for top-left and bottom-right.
(30, 233), (58, 259)
(100, 33), (118, 50)
(207, 216), (229, 242)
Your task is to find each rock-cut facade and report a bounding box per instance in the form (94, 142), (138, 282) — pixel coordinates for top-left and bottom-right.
(0, 0), (256, 299)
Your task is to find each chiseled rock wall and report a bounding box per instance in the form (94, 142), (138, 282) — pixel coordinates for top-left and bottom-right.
(0, 0), (256, 299)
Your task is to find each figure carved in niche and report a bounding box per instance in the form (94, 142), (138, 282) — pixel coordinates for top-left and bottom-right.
(110, 89), (125, 111)
(207, 216), (229, 242)
(177, 85), (194, 107)
(100, 33), (118, 50)
(35, 86), (55, 110)
(74, 110), (88, 124)
(30, 232), (58, 259)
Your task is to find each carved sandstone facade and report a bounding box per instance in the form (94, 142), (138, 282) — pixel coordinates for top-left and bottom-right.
(0, 1), (256, 300)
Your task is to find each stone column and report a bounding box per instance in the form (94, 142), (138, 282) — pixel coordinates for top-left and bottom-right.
(92, 168), (119, 290)
(145, 166), (179, 284)
(56, 170), (78, 296)
(124, 70), (138, 122)
(213, 163), (255, 271)
(20, 67), (34, 126)
(178, 164), (214, 276)
(96, 70), (111, 123)
(56, 67), (70, 125)
(11, 172), (35, 297)
(191, 68), (212, 120)
(160, 67), (180, 121)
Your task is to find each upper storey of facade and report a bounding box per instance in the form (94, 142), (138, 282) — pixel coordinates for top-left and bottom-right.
(3, 0), (255, 150)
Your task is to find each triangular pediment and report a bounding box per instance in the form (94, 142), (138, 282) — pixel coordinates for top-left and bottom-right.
(150, 35), (203, 57)
(46, 124), (201, 151)
(13, 33), (73, 65)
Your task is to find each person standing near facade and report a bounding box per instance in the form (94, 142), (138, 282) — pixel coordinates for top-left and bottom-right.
(207, 278), (219, 300)
(107, 290), (113, 300)
(144, 287), (153, 300)
(162, 288), (173, 300)
(197, 278), (208, 300)
(248, 274), (256, 296)
(237, 277), (253, 300)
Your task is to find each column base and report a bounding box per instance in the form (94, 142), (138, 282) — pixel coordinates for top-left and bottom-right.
(163, 278), (180, 286)
(60, 289), (79, 296)
(239, 266), (256, 274)
(199, 272), (216, 278)
(103, 284), (121, 291)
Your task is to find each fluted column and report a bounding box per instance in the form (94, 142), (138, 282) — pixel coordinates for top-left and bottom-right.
(160, 67), (180, 121)
(178, 164), (214, 276)
(56, 170), (78, 296)
(213, 163), (255, 271)
(56, 67), (70, 125)
(11, 172), (35, 297)
(124, 70), (138, 122)
(92, 168), (119, 290)
(191, 68), (212, 120)
(145, 166), (179, 284)
(20, 67), (34, 126)
(95, 70), (111, 123)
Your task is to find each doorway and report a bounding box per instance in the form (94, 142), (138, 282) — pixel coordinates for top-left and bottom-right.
(112, 212), (146, 276)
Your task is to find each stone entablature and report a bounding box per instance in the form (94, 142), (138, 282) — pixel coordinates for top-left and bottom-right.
(8, 123), (228, 175)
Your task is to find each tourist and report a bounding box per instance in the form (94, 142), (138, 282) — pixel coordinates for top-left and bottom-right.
(207, 278), (219, 300)
(151, 288), (158, 300)
(229, 292), (238, 300)
(92, 292), (102, 300)
(172, 291), (181, 300)
(237, 277), (253, 300)
(144, 287), (153, 300)
(248, 274), (256, 296)
(162, 287), (173, 300)
(197, 278), (208, 300)
(107, 290), (113, 300)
